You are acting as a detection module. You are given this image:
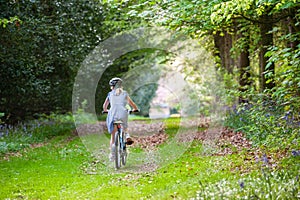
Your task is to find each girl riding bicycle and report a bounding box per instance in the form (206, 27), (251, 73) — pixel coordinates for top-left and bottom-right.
(102, 77), (139, 160)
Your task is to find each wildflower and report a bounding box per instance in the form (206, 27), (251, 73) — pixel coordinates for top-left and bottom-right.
(291, 150), (300, 157)
(231, 104), (237, 112)
(255, 155), (260, 164)
(239, 180), (245, 189)
(262, 154), (269, 165)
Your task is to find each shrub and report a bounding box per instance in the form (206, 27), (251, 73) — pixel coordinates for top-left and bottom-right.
(0, 114), (74, 155)
(224, 97), (300, 150)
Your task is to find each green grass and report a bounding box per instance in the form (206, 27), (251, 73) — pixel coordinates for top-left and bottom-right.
(0, 117), (299, 199)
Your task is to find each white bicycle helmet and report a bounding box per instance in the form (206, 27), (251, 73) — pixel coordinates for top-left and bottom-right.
(109, 77), (122, 87)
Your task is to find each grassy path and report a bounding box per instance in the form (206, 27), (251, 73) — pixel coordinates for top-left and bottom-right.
(0, 138), (234, 199)
(0, 118), (299, 199)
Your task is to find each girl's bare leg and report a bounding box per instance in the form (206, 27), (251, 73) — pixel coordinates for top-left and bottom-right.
(110, 126), (117, 149)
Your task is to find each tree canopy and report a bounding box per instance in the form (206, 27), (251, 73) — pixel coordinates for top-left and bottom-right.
(1, 0), (299, 124)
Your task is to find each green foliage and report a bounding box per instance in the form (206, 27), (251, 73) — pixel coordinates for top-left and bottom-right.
(266, 45), (300, 115)
(126, 0), (218, 38)
(130, 83), (158, 117)
(0, 0), (141, 123)
(211, 0), (299, 23)
(101, 0), (144, 34)
(0, 16), (21, 28)
(0, 0), (103, 122)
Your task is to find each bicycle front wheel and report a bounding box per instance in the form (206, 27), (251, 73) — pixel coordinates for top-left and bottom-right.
(114, 131), (121, 169)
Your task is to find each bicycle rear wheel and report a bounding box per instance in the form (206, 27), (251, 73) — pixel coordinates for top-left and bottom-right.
(121, 132), (127, 166)
(114, 131), (121, 169)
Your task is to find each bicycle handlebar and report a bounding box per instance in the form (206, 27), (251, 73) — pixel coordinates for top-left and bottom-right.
(129, 109), (140, 114)
(102, 109), (140, 114)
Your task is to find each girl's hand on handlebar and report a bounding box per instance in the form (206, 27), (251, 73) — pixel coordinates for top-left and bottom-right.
(129, 109), (139, 114)
(102, 110), (109, 114)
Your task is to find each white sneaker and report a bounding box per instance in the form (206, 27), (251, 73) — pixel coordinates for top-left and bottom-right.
(125, 133), (134, 145)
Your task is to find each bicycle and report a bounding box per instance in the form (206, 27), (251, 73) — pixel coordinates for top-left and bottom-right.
(102, 110), (139, 169)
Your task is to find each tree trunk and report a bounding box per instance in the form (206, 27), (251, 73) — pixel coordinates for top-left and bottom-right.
(287, 7), (300, 50)
(213, 31), (234, 74)
(259, 15), (275, 91)
(234, 22), (251, 103)
(238, 47), (251, 103)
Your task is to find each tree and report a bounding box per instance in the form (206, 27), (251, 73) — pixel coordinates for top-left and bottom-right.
(0, 0), (133, 123)
(211, 0), (299, 92)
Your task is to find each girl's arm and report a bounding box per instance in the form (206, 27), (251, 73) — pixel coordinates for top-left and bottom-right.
(127, 96), (138, 111)
(103, 97), (110, 112)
